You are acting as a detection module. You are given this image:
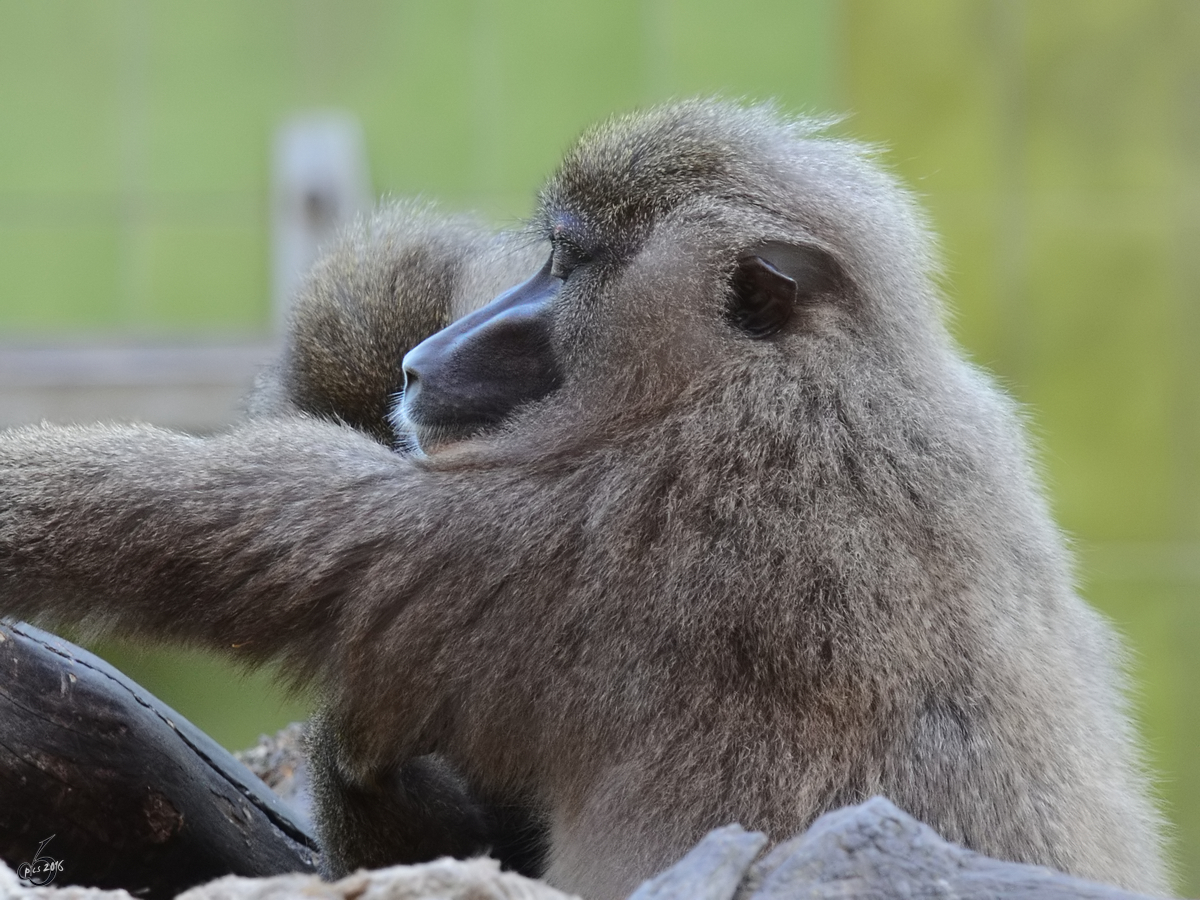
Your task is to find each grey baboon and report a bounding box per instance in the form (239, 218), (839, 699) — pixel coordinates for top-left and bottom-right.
(0, 100), (1170, 899)
(248, 201), (546, 448)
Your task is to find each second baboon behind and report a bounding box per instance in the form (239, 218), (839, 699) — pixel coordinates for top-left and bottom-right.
(0, 101), (1170, 899)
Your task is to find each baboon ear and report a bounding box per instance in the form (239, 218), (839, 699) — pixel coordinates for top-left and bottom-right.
(727, 241), (843, 338)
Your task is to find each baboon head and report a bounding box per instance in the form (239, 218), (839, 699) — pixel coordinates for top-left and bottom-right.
(395, 101), (943, 459)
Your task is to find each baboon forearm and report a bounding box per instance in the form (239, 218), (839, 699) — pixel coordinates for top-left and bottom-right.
(0, 419), (414, 667)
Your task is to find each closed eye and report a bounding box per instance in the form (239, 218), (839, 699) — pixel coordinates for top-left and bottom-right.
(550, 238), (590, 280)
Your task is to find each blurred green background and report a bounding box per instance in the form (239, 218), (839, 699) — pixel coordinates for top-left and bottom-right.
(1, 0), (1197, 891)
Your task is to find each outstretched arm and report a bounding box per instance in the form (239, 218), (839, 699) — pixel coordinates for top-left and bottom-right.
(0, 418), (415, 678)
(0, 416), (556, 873)
(0, 414), (581, 758)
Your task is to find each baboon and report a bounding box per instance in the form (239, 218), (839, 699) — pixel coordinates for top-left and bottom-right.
(0, 100), (1170, 899)
(248, 201), (546, 448)
(250, 203), (552, 874)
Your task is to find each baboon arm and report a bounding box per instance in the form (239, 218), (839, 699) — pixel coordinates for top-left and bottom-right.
(0, 419), (431, 679)
(0, 418), (557, 869)
(0, 416), (587, 773)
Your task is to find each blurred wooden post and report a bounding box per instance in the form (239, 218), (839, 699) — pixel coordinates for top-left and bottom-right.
(271, 113), (372, 332)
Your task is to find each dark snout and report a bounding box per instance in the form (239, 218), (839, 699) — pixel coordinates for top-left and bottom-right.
(398, 261), (562, 452)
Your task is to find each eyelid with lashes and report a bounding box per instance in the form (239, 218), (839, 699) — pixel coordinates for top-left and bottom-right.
(550, 235), (592, 279)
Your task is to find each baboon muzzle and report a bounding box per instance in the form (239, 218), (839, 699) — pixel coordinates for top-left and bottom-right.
(400, 260), (563, 447)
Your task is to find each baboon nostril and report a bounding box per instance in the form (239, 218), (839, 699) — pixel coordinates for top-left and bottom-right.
(400, 344), (425, 396)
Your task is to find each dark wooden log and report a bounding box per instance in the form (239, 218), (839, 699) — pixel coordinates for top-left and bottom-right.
(0, 620), (317, 899)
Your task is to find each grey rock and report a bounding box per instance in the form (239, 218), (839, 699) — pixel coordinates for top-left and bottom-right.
(737, 797), (1158, 900)
(628, 825), (768, 900)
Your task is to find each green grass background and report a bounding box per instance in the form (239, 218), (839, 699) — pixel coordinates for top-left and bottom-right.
(0, 0), (1196, 891)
